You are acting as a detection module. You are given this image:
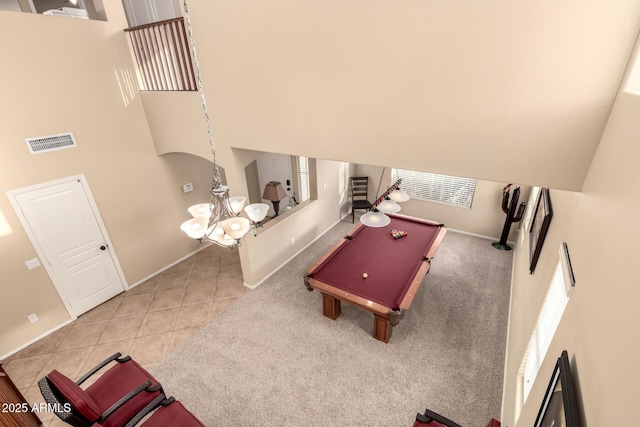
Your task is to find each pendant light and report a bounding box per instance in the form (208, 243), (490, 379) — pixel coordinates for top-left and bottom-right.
(179, 0), (268, 247)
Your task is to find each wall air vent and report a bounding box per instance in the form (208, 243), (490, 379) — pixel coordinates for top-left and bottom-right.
(26, 132), (77, 154)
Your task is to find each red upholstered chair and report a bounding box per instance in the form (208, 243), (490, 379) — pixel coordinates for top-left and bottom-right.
(114, 395), (206, 427)
(38, 353), (163, 427)
(413, 408), (501, 427)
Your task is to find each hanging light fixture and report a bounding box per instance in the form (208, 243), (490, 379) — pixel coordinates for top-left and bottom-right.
(359, 169), (410, 228)
(359, 208), (392, 227)
(388, 187), (410, 203)
(180, 0), (268, 247)
(376, 197), (401, 213)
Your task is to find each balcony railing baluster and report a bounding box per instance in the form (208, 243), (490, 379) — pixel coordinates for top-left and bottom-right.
(125, 18), (196, 91)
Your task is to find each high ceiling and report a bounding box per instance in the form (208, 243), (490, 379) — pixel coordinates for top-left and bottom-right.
(185, 0), (640, 190)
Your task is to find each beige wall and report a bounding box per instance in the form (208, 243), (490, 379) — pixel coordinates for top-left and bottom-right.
(180, 0), (639, 192)
(239, 158), (347, 287)
(354, 165), (530, 240)
(3, 2), (640, 426)
(140, 91), (212, 161)
(502, 91), (640, 425)
(0, 6), (212, 356)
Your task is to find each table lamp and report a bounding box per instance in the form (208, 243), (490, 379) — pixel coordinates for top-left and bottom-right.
(263, 181), (287, 217)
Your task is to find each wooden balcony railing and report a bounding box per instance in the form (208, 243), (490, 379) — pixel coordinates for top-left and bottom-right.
(125, 18), (196, 91)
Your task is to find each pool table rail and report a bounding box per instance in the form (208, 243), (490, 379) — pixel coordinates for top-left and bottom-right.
(397, 258), (432, 311)
(304, 275), (401, 318)
(303, 214), (447, 343)
(304, 231), (357, 279)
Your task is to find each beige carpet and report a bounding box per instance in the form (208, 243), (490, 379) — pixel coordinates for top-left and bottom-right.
(152, 219), (513, 427)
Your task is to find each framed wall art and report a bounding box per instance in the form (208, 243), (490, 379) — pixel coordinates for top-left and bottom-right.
(534, 350), (581, 427)
(529, 188), (552, 274)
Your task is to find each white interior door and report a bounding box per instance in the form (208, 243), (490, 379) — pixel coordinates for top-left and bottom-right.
(8, 175), (126, 317)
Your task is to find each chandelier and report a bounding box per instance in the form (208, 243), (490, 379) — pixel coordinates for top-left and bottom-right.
(359, 171), (410, 227)
(179, 0), (269, 247)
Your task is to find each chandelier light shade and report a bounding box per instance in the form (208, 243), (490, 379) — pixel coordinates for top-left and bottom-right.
(180, 216), (210, 239)
(187, 203), (212, 218)
(179, 0), (265, 248)
(227, 196), (247, 215)
(244, 203), (270, 223)
(360, 177), (409, 228)
(217, 217), (251, 240)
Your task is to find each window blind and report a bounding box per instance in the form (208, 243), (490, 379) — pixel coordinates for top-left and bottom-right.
(297, 156), (310, 202)
(392, 169), (476, 208)
(522, 261), (570, 401)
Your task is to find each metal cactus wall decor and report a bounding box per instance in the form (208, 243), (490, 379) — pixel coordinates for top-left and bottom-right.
(492, 184), (526, 251)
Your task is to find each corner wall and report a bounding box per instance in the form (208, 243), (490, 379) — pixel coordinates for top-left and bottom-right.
(354, 165), (529, 240)
(184, 0), (640, 191)
(502, 91), (640, 426)
(238, 158), (348, 287)
(0, 6), (213, 356)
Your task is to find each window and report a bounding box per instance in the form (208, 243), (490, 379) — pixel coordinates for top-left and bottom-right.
(520, 258), (571, 402)
(296, 156), (310, 203)
(622, 37), (640, 94)
(392, 169), (476, 209)
(339, 162), (349, 205)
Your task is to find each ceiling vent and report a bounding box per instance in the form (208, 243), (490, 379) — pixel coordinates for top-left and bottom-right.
(25, 132), (77, 154)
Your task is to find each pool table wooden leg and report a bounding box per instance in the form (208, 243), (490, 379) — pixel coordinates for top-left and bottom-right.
(321, 293), (341, 319)
(373, 315), (392, 343)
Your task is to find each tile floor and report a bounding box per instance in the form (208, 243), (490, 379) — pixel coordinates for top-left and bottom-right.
(3, 244), (246, 427)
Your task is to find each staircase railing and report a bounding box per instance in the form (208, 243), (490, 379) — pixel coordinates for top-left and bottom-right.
(125, 18), (196, 91)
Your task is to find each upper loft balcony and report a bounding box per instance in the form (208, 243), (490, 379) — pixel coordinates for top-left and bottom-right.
(0, 0), (107, 21)
(125, 17), (196, 92)
(123, 9), (214, 162)
(6, 0), (637, 191)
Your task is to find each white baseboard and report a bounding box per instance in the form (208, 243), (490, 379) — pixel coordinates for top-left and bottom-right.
(244, 215), (349, 289)
(244, 219), (515, 290)
(126, 244), (211, 291)
(448, 227), (516, 247)
(1, 318), (75, 360)
(4, 246), (211, 359)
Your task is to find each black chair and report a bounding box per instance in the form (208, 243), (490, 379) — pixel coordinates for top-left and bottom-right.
(413, 408), (463, 427)
(109, 395), (206, 427)
(350, 176), (372, 223)
(413, 408), (500, 427)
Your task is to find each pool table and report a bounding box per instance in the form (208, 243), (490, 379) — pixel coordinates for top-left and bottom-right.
(304, 213), (447, 343)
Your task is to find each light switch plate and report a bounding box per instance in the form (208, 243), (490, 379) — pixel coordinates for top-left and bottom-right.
(25, 258), (41, 269)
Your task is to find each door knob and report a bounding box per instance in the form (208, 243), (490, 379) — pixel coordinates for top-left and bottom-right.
(100, 245), (107, 251)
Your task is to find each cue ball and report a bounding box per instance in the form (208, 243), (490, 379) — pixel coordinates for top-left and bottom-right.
(363, 273), (368, 279)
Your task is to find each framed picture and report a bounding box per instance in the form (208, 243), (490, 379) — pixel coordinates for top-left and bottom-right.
(529, 188), (552, 274)
(524, 186), (541, 232)
(534, 350), (581, 427)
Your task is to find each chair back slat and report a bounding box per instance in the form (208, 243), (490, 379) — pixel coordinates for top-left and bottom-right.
(349, 177), (372, 223)
(350, 177), (369, 200)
